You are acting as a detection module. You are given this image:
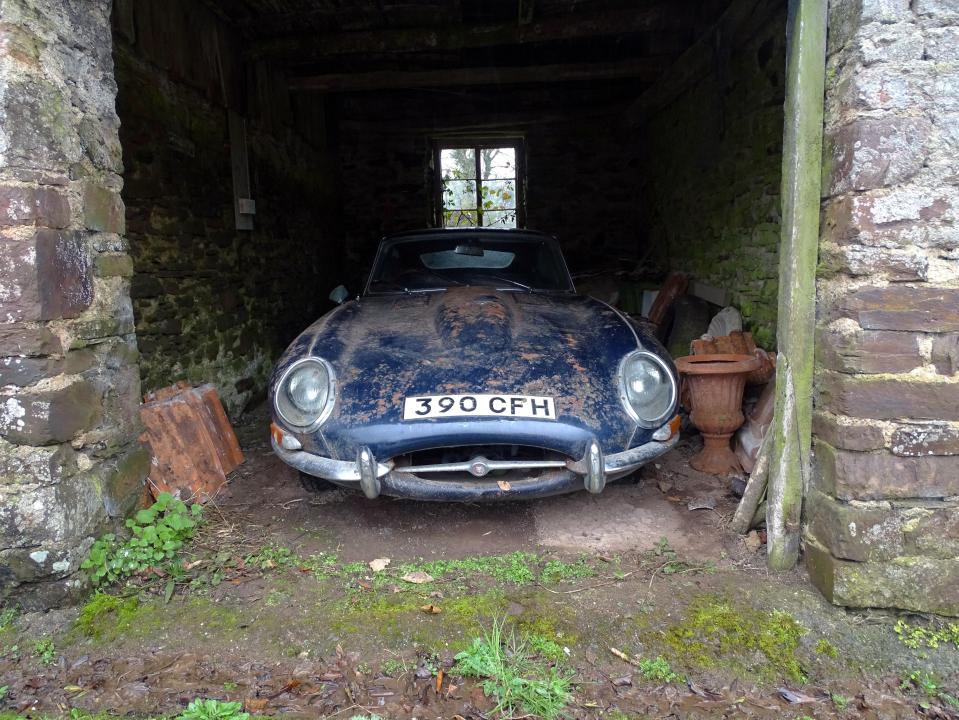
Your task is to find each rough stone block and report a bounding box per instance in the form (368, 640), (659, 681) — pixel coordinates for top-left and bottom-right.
(838, 286), (959, 332)
(825, 117), (930, 195)
(822, 191), (957, 250)
(914, 0), (959, 24)
(926, 27), (959, 61)
(933, 334), (959, 375)
(806, 539), (959, 616)
(0, 325), (62, 356)
(827, 0), (912, 54)
(835, 64), (930, 114)
(0, 185), (70, 228)
(819, 372), (959, 422)
(0, 231), (94, 322)
(855, 22), (925, 66)
(806, 490), (902, 561)
(82, 184), (125, 234)
(891, 423), (959, 456)
(818, 243), (928, 281)
(0, 77), (76, 171)
(812, 411), (886, 451)
(94, 252), (134, 277)
(816, 324), (923, 373)
(814, 439), (959, 499)
(100, 444), (149, 518)
(0, 380), (101, 446)
(35, 230), (94, 320)
(0, 439), (76, 486)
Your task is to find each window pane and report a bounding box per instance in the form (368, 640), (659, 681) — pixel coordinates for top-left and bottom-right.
(443, 179), (477, 210)
(481, 147), (516, 179)
(482, 209), (517, 228)
(481, 179), (516, 210)
(445, 208), (478, 227)
(441, 148), (476, 180)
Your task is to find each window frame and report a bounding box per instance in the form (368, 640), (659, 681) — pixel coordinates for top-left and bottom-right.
(432, 138), (526, 229)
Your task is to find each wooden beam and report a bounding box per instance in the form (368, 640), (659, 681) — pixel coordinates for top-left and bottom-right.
(289, 58), (668, 92)
(766, 0), (827, 572)
(626, 0), (777, 124)
(251, 5), (693, 59)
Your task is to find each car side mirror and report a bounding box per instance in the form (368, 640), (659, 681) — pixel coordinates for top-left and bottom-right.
(329, 285), (350, 304)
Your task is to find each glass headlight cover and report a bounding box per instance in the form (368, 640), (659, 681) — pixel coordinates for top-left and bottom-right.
(275, 358), (336, 429)
(618, 351), (676, 428)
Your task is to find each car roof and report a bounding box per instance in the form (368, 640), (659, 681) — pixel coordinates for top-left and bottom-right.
(381, 228), (556, 244)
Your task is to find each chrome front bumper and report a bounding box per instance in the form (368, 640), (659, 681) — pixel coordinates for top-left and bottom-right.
(271, 431), (678, 501)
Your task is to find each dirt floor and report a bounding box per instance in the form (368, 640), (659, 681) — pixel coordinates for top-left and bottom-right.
(1, 405), (958, 719)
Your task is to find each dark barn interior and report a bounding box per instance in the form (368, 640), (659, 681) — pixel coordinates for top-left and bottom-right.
(111, 0), (787, 415)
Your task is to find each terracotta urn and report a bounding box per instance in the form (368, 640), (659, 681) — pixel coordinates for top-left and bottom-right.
(675, 353), (762, 476)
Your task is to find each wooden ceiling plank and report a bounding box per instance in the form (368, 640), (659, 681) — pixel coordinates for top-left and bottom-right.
(251, 4), (693, 58)
(288, 57), (669, 92)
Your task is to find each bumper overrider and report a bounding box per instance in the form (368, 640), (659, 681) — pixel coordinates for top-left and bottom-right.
(270, 418), (680, 501)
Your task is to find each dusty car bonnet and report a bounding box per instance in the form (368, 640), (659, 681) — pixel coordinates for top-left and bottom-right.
(271, 286), (669, 461)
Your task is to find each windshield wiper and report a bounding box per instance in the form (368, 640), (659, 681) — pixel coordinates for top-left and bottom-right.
(482, 274), (533, 292)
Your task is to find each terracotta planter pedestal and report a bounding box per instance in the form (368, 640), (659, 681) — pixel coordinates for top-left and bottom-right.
(675, 353), (761, 477)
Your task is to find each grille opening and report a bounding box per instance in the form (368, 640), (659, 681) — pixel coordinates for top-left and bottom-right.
(393, 444), (571, 481)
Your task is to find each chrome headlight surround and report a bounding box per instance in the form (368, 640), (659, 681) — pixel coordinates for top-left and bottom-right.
(617, 350), (677, 429)
(274, 357), (337, 431)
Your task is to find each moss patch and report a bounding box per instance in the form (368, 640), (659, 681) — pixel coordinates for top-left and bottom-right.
(656, 596), (807, 683)
(75, 592), (141, 639)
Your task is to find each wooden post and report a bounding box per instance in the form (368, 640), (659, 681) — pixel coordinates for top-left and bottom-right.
(766, 0), (826, 570)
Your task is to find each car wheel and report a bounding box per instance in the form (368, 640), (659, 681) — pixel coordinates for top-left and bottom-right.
(298, 471), (335, 493)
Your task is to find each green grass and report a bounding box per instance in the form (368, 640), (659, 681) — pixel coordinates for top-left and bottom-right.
(637, 656), (681, 683)
(454, 618), (572, 720)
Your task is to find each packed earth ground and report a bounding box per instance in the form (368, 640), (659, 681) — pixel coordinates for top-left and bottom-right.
(1, 407), (957, 719)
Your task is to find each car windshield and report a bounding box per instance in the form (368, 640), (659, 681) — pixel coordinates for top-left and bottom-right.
(366, 233), (574, 294)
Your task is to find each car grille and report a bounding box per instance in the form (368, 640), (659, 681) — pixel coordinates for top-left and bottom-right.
(392, 445), (571, 480)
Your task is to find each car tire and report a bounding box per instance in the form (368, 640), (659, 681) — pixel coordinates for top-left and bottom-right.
(298, 471), (335, 493)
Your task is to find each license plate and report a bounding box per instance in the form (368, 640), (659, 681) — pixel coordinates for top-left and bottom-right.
(403, 394), (556, 421)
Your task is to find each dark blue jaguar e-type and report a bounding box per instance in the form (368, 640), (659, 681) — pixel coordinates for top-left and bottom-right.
(269, 229), (680, 501)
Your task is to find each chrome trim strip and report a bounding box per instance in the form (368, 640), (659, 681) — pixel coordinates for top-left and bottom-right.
(403, 457), (567, 476)
(271, 437), (391, 481)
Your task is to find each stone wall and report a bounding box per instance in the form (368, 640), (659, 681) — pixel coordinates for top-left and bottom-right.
(0, 0), (148, 607)
(807, 0), (959, 616)
(114, 1), (337, 417)
(639, 1), (787, 349)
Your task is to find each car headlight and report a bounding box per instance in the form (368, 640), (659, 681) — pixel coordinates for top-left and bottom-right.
(275, 358), (336, 429)
(618, 351), (676, 428)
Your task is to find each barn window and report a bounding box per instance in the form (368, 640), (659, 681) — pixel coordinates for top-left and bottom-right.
(434, 141), (525, 229)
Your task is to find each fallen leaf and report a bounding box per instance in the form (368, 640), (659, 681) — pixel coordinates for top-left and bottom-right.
(401, 571), (434, 584)
(267, 679), (301, 699)
(687, 496), (717, 511)
(183, 559), (204, 570)
(497, 480), (512, 491)
(421, 604), (442, 614)
(357, 580), (373, 590)
(778, 687), (819, 704)
(369, 558), (391, 572)
(429, 590), (444, 599)
(667, 495), (683, 502)
(612, 675), (632, 687)
(657, 479), (674, 493)
(63, 685), (84, 693)
(435, 669), (444, 692)
(744, 530), (763, 553)
(245, 698), (269, 712)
